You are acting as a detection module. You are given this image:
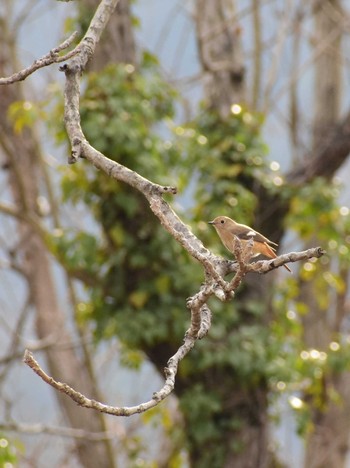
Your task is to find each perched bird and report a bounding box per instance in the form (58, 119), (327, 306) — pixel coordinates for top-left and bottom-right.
(208, 215), (292, 273)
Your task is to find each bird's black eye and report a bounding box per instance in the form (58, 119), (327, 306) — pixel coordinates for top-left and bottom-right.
(220, 219), (225, 224)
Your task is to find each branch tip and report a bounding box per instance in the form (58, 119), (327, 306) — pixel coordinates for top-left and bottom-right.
(23, 349), (33, 364)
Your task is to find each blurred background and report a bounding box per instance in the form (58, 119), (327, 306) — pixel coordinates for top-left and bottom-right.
(1, 0), (350, 467)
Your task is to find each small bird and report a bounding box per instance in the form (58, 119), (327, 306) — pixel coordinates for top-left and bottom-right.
(208, 215), (292, 273)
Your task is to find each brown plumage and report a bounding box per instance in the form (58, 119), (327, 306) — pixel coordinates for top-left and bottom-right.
(208, 216), (292, 273)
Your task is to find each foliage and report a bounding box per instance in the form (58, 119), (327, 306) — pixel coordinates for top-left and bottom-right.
(0, 434), (19, 466)
(7, 100), (46, 134)
(280, 176), (350, 434)
(287, 177), (350, 266)
(178, 107), (271, 222)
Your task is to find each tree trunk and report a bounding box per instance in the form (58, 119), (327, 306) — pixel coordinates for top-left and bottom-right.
(312, 0), (342, 148)
(195, 0), (245, 117)
(0, 18), (115, 468)
(302, 2), (350, 467)
(304, 373), (350, 468)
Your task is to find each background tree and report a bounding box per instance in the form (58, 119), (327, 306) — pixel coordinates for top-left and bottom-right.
(0, 4), (115, 468)
(1, 1), (350, 468)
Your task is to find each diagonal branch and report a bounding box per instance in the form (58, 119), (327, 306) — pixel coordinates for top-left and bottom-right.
(0, 31), (80, 85)
(60, 1), (120, 163)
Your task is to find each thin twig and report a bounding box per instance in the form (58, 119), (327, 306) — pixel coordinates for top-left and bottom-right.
(0, 420), (124, 441)
(248, 246), (326, 273)
(23, 340), (194, 417)
(0, 31), (80, 85)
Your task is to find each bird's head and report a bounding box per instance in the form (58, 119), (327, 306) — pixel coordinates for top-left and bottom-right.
(208, 216), (232, 229)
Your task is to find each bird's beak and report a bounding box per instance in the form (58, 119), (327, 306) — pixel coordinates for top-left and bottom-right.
(208, 220), (215, 225)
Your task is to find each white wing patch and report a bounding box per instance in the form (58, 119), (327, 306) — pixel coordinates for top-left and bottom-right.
(246, 230), (257, 237)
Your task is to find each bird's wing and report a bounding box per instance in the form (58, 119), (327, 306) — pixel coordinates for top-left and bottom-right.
(234, 223), (278, 246)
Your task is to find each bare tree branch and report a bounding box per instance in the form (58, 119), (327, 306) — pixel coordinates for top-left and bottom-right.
(23, 244), (324, 416)
(0, 420), (124, 441)
(0, 31), (80, 85)
(23, 336), (195, 416)
(0, 294), (31, 382)
(247, 247), (326, 273)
